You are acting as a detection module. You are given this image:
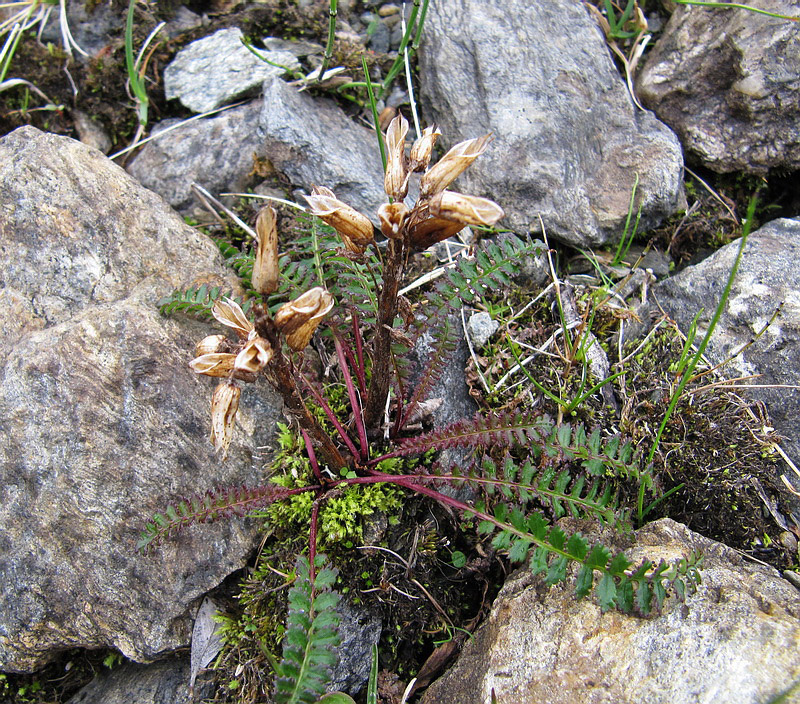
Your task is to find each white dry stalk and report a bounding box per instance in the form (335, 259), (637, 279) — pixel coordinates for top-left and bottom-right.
(109, 101), (246, 159)
(191, 184), (258, 240)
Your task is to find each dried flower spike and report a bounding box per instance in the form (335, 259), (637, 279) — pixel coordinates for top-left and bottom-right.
(409, 124), (441, 173)
(384, 114), (410, 201)
(212, 298), (253, 339)
(274, 287), (334, 351)
(420, 134), (493, 198)
(303, 187), (375, 254)
(210, 381), (241, 457)
(253, 205), (279, 296)
(429, 191), (505, 228)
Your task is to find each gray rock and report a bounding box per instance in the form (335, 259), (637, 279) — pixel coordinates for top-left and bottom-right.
(467, 312), (498, 349)
(0, 127), (280, 672)
(66, 656), (203, 704)
(164, 28), (300, 114)
(258, 76), (388, 220)
(328, 601), (382, 694)
(126, 101), (264, 213)
(422, 518), (800, 704)
(654, 218), (800, 486)
(637, 3), (800, 174)
(418, 0), (684, 248)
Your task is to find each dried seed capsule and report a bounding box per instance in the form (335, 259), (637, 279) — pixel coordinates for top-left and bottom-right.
(303, 188), (375, 253)
(253, 205), (279, 295)
(234, 337), (273, 374)
(377, 202), (409, 239)
(211, 297), (253, 339)
(407, 217), (467, 251)
(210, 381), (241, 457)
(409, 124), (441, 173)
(194, 334), (227, 357)
(189, 352), (237, 377)
(420, 134), (493, 197)
(274, 287), (334, 351)
(384, 114), (410, 201)
(428, 191), (505, 228)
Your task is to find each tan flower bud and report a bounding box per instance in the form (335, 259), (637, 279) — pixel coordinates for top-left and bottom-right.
(212, 297), (253, 339)
(419, 134), (493, 197)
(234, 336), (273, 374)
(274, 287), (334, 350)
(429, 191), (505, 228)
(210, 381), (240, 457)
(189, 352), (237, 377)
(195, 334), (227, 357)
(409, 124), (441, 173)
(377, 202), (409, 240)
(384, 114), (410, 201)
(407, 217), (467, 251)
(303, 188), (375, 254)
(253, 205), (279, 296)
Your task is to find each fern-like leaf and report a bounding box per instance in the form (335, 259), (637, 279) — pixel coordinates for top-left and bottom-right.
(137, 484), (301, 551)
(274, 555), (341, 704)
(157, 284), (251, 320)
(475, 506), (703, 613)
(410, 235), (544, 346)
(376, 411), (553, 463)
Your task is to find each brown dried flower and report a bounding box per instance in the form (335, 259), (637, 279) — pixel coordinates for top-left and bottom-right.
(304, 187), (375, 254)
(419, 134), (493, 198)
(409, 124), (441, 173)
(212, 298), (253, 339)
(234, 337), (273, 374)
(384, 114), (410, 201)
(189, 352), (237, 378)
(253, 205), (279, 295)
(210, 381), (241, 457)
(407, 216), (468, 251)
(274, 286), (334, 351)
(194, 334), (227, 357)
(378, 202), (409, 240)
(428, 191), (505, 228)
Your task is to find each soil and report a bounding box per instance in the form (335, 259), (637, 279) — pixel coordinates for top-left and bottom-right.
(2, 2), (800, 703)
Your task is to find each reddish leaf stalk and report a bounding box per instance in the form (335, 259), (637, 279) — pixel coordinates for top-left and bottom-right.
(299, 369), (361, 461)
(350, 308), (367, 395)
(255, 308), (349, 471)
(333, 334), (369, 461)
(301, 428), (324, 484)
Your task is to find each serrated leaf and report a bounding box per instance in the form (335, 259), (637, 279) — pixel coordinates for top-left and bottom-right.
(596, 572), (617, 612)
(508, 538), (531, 564)
(575, 565), (594, 600)
(546, 555), (568, 585)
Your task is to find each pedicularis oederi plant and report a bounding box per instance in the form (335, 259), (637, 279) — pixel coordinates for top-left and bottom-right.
(143, 116), (701, 702)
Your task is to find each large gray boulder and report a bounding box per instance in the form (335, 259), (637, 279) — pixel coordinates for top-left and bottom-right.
(0, 127), (279, 672)
(422, 518), (800, 704)
(126, 100), (264, 213)
(258, 76), (388, 219)
(418, 0), (684, 248)
(637, 2), (800, 173)
(655, 218), (800, 488)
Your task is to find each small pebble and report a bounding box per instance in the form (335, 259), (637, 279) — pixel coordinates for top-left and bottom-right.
(468, 312), (499, 349)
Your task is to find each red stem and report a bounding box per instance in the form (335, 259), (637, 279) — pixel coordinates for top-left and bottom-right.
(301, 428), (324, 484)
(334, 334), (369, 461)
(299, 370), (360, 461)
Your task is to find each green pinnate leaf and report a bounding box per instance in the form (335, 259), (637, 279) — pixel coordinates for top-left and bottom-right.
(575, 565), (594, 600)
